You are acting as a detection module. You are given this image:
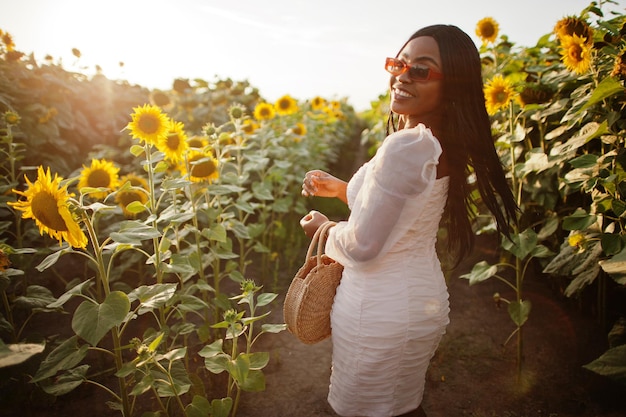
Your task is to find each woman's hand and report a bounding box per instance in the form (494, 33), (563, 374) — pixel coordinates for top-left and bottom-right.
(300, 210), (329, 239)
(301, 170), (348, 203)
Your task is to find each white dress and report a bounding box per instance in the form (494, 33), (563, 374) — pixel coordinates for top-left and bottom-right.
(325, 124), (450, 417)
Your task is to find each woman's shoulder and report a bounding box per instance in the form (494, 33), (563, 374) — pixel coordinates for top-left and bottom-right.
(382, 124), (441, 156)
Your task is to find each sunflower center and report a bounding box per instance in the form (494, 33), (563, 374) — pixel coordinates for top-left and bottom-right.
(494, 89), (508, 104)
(480, 24), (495, 38)
(118, 191), (142, 206)
(192, 159), (217, 178)
(167, 133), (181, 150)
(138, 115), (160, 135)
(569, 45), (583, 62)
(88, 169), (112, 188)
(31, 191), (69, 231)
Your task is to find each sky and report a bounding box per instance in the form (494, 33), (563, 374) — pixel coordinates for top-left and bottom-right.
(1, 0), (622, 110)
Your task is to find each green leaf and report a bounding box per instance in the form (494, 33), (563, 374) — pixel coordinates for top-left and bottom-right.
(601, 233), (623, 256)
(130, 373), (154, 396)
(256, 292), (277, 307)
(502, 229), (538, 259)
(599, 247), (626, 285)
(40, 365), (89, 396)
(0, 342), (45, 368)
(205, 353), (230, 374)
(261, 323), (288, 334)
(569, 154), (598, 168)
(459, 261), (498, 285)
(32, 336), (88, 382)
(127, 283), (177, 315)
(562, 209), (598, 231)
(246, 351), (270, 370)
(581, 76), (625, 111)
(153, 360), (191, 397)
(13, 285), (57, 310)
(508, 300), (532, 327)
(47, 279), (93, 309)
(110, 221), (161, 244)
(72, 291), (130, 346)
(160, 347), (187, 362)
(125, 201), (147, 214)
(36, 247), (74, 271)
(198, 339), (224, 358)
(185, 395), (212, 417)
(210, 397), (233, 417)
(240, 369), (266, 392)
(583, 344), (626, 385)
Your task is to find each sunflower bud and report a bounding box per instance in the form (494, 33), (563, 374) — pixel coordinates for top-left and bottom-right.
(4, 110), (20, 126)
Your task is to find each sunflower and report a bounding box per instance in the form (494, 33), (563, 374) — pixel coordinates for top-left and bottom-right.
(242, 119), (259, 134)
(310, 96), (326, 111)
(253, 102), (276, 121)
(4, 110), (20, 125)
(183, 150), (220, 183)
(484, 75), (517, 115)
(611, 49), (626, 80)
(115, 173), (149, 217)
(274, 94), (299, 116)
(126, 104), (170, 145)
(1, 31), (15, 52)
(187, 135), (208, 149)
(519, 83), (555, 106)
(9, 166), (87, 248)
(559, 34), (592, 75)
(157, 120), (188, 163)
(77, 159), (120, 199)
(291, 122), (307, 136)
(554, 16), (593, 45)
(475, 17), (499, 44)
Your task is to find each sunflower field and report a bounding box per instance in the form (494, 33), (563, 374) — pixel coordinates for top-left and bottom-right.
(1, 1), (626, 416)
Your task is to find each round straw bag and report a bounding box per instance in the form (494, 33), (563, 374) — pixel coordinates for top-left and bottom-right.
(283, 221), (343, 344)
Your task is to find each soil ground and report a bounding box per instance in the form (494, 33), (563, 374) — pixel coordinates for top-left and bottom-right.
(234, 236), (626, 417)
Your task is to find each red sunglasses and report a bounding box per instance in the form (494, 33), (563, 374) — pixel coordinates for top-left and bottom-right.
(385, 57), (444, 81)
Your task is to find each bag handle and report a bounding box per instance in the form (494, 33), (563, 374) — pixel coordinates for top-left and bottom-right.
(305, 221), (337, 263)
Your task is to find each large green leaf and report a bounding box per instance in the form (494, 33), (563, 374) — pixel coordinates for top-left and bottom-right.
(459, 261), (498, 285)
(583, 344), (626, 386)
(40, 365), (89, 396)
(0, 341), (45, 368)
(562, 209), (598, 231)
(47, 279), (93, 309)
(185, 395), (212, 417)
(508, 300), (532, 327)
(110, 220), (161, 244)
(127, 283), (177, 315)
(32, 336), (88, 382)
(72, 291), (130, 346)
(581, 76), (625, 111)
(599, 247), (626, 285)
(502, 229), (538, 259)
(210, 397), (233, 417)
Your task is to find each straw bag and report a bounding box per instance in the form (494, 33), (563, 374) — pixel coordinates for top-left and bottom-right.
(284, 221), (343, 344)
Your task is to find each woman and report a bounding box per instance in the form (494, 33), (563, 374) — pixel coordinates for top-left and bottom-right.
(300, 25), (517, 417)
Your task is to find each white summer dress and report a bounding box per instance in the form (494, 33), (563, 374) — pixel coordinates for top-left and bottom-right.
(325, 124), (450, 417)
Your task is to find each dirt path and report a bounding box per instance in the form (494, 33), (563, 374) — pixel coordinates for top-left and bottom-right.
(236, 238), (626, 417)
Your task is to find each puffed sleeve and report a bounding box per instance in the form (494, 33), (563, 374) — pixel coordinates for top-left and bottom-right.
(325, 125), (442, 268)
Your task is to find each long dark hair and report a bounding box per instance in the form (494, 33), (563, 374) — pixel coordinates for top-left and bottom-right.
(387, 24), (518, 264)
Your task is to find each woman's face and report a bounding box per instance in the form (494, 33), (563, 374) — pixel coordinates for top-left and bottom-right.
(389, 36), (443, 130)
